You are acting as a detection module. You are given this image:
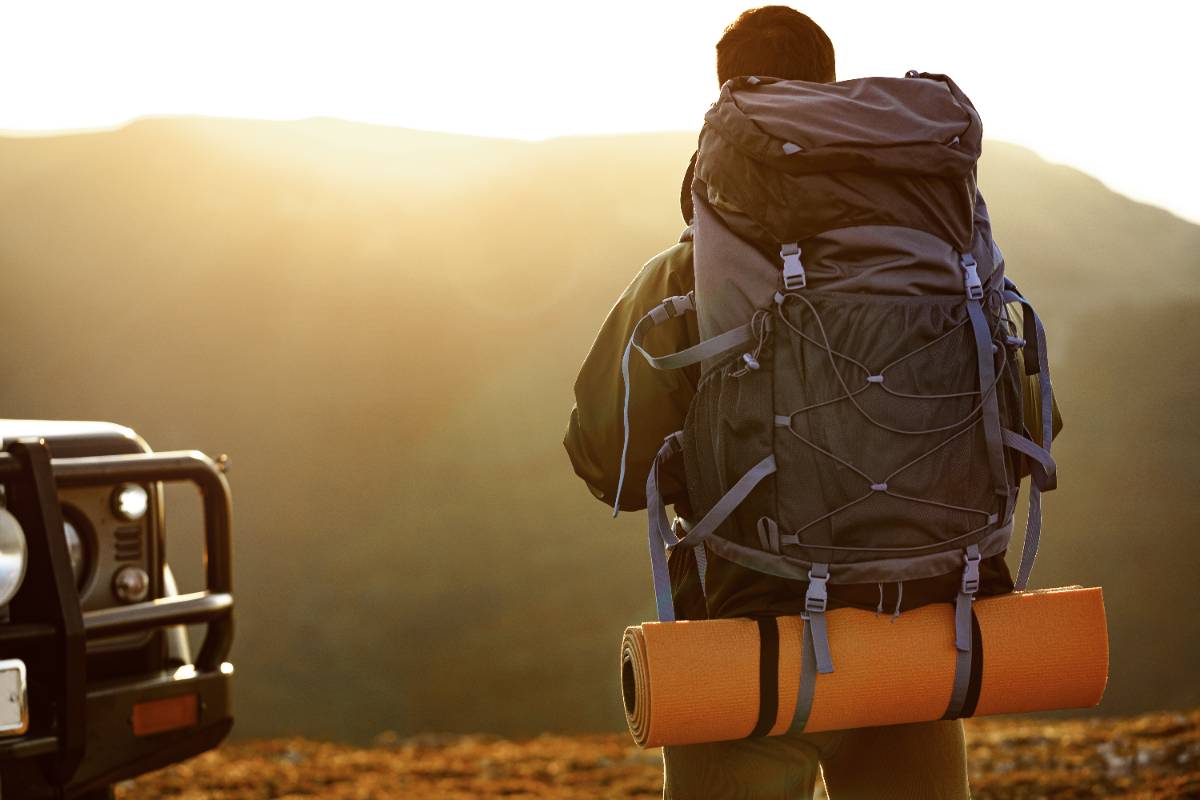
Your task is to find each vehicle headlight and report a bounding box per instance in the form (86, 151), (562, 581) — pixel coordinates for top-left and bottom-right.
(112, 483), (149, 521)
(0, 509), (28, 606)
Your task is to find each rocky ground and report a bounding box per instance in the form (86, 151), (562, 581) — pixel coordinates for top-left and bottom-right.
(117, 710), (1200, 799)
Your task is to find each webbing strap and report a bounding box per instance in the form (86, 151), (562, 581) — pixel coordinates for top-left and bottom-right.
(803, 562), (834, 674)
(955, 544), (981, 652)
(646, 435), (683, 621)
(788, 617), (819, 733)
(671, 455), (777, 550)
(613, 296), (691, 516)
(646, 505), (676, 622)
(645, 437), (776, 622)
(943, 607), (984, 720)
(1003, 283), (1055, 591)
(750, 617), (780, 737)
(943, 543), (981, 719)
(633, 320), (754, 372)
(806, 610), (833, 675)
(612, 295), (753, 515)
(964, 279), (1009, 505)
(1016, 488), (1044, 592)
(944, 637), (973, 719)
(1001, 428), (1057, 492)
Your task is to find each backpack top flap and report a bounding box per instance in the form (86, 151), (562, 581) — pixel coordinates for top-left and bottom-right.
(696, 72), (982, 251)
(705, 72), (981, 174)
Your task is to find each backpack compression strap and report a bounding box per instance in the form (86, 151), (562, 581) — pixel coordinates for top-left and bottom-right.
(942, 543), (982, 719)
(961, 253), (1012, 518)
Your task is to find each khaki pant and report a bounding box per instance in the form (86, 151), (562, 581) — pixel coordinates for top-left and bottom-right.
(662, 719), (970, 800)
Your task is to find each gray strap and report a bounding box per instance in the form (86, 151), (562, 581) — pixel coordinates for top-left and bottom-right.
(645, 436), (682, 621)
(788, 617), (819, 733)
(1001, 428), (1057, 492)
(632, 320), (754, 371)
(646, 433), (684, 551)
(612, 294), (700, 515)
(645, 443), (775, 622)
(757, 516), (781, 553)
(803, 563), (834, 674)
(963, 263), (1009, 505)
(1015, 487), (1043, 592)
(943, 638), (973, 720)
(1003, 284), (1055, 591)
(954, 589), (973, 652)
(672, 455), (776, 550)
(613, 333), (637, 516)
(955, 545), (981, 651)
(647, 518), (675, 622)
(943, 544), (981, 719)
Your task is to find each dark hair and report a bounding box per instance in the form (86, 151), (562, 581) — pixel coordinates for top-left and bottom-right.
(716, 6), (836, 86)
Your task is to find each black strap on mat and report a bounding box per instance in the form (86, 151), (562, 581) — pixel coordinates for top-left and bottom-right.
(751, 617), (780, 737)
(960, 612), (984, 718)
(943, 606), (985, 720)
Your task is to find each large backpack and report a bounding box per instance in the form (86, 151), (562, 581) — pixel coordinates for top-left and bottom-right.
(614, 72), (1057, 720)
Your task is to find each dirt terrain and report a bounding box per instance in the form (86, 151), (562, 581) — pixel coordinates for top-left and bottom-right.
(117, 710), (1200, 799)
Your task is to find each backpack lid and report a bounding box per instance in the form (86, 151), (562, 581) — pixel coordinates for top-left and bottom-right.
(704, 72), (982, 177)
(696, 72), (984, 251)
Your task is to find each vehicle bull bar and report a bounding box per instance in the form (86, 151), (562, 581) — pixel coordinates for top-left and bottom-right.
(0, 440), (234, 785)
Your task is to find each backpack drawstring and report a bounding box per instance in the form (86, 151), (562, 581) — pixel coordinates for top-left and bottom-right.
(731, 309), (772, 377)
(891, 581), (904, 623)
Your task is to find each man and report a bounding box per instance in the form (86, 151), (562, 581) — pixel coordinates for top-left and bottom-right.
(565, 6), (1058, 798)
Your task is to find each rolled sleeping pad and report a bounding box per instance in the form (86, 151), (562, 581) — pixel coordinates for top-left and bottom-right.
(621, 587), (1108, 748)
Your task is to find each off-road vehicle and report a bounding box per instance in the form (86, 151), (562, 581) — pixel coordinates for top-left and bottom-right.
(0, 420), (234, 798)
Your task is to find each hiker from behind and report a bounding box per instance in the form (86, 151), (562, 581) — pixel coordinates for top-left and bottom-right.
(565, 5), (1062, 800)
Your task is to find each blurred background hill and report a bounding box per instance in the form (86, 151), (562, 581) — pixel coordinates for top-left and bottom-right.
(0, 119), (1196, 743)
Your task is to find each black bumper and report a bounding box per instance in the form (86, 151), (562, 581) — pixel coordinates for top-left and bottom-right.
(0, 440), (235, 798)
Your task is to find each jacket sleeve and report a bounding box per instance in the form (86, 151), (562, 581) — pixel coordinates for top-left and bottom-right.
(564, 241), (699, 512)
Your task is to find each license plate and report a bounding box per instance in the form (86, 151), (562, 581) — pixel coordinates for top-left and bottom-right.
(0, 659), (28, 736)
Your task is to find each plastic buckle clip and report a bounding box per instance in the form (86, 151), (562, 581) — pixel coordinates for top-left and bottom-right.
(781, 243), (806, 291)
(960, 254), (983, 301)
(961, 549), (982, 595)
(665, 294), (693, 318)
(804, 569), (829, 615)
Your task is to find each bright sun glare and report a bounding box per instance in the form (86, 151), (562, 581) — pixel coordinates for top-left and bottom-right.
(0, 0), (1196, 222)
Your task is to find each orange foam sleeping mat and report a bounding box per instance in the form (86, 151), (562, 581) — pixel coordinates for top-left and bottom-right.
(621, 587), (1108, 748)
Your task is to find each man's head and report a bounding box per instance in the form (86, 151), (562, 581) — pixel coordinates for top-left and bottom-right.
(716, 6), (836, 86)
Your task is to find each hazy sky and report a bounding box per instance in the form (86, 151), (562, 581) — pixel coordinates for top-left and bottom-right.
(2, 1), (1197, 222)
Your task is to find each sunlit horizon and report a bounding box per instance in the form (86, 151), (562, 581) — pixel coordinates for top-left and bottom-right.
(2, 0), (1196, 222)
